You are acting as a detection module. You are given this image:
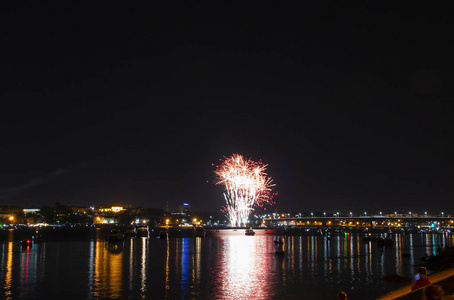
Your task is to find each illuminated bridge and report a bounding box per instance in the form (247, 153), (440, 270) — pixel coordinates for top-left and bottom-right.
(262, 214), (454, 229)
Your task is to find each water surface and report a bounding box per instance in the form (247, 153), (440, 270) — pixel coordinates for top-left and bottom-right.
(0, 228), (452, 299)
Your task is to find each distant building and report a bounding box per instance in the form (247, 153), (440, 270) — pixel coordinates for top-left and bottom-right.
(69, 206), (89, 214)
(94, 216), (118, 224)
(178, 203), (190, 214)
(96, 205), (131, 214)
(93, 205), (132, 224)
(23, 208), (41, 214)
(0, 213), (13, 219)
(165, 203), (193, 227)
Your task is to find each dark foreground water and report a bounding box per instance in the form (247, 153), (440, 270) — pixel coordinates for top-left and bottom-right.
(0, 227), (453, 299)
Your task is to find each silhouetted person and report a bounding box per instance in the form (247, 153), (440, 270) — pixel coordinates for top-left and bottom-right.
(412, 266), (431, 291)
(337, 291), (347, 300)
(422, 285), (444, 300)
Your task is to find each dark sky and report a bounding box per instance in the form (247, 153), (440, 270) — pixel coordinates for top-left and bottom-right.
(1, 2), (453, 214)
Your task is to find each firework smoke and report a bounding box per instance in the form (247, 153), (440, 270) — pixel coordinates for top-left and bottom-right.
(214, 154), (275, 227)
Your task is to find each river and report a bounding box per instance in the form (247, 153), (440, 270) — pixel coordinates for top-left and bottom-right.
(0, 227), (452, 299)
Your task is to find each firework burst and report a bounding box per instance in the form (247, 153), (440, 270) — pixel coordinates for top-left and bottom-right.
(214, 154), (275, 227)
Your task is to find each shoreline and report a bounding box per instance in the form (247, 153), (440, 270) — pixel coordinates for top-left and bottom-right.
(377, 267), (454, 299)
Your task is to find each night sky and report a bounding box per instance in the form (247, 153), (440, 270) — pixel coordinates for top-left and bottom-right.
(1, 3), (453, 214)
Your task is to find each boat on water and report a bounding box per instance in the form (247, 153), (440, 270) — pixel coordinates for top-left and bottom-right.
(33, 230), (43, 242)
(245, 228), (255, 236)
(21, 239), (33, 247)
(274, 239), (284, 254)
(194, 226), (207, 237)
(377, 237), (393, 246)
(137, 225), (149, 238)
(105, 229), (125, 242)
(363, 234), (378, 242)
(159, 230), (168, 239)
(125, 226), (137, 237)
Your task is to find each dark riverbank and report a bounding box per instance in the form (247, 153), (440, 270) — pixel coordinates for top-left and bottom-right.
(0, 225), (202, 241)
(1, 225), (452, 241)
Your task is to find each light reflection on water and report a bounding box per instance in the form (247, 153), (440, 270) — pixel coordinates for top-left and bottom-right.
(91, 240), (123, 299)
(140, 237), (147, 297)
(220, 234), (271, 299)
(0, 229), (453, 299)
(4, 242), (13, 300)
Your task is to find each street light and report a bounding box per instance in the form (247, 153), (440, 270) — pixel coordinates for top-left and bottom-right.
(364, 212), (367, 217)
(311, 212), (313, 218)
(395, 211), (397, 217)
(323, 212), (326, 218)
(409, 212), (412, 217)
(442, 212), (444, 218)
(425, 212), (427, 217)
(350, 212), (352, 217)
(379, 212), (382, 216)
(337, 212), (339, 217)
